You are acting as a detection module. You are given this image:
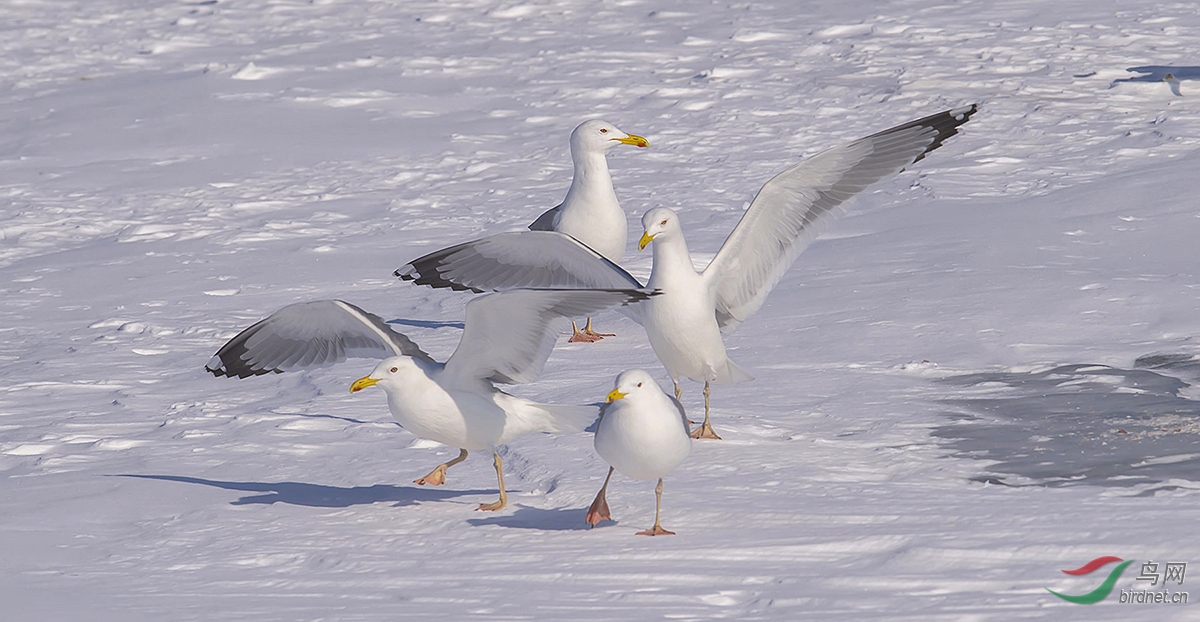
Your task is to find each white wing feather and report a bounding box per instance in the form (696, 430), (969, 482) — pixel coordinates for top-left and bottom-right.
(704, 105), (977, 331)
(441, 289), (651, 388)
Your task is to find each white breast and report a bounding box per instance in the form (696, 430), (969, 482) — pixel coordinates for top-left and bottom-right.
(595, 397), (691, 481)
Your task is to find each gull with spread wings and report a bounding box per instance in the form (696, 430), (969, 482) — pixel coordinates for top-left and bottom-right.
(397, 105), (978, 439)
(207, 289), (652, 511)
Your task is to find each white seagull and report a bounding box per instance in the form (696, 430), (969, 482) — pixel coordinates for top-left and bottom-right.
(206, 289), (652, 511)
(587, 369), (692, 536)
(396, 105), (978, 440)
(528, 119), (649, 342)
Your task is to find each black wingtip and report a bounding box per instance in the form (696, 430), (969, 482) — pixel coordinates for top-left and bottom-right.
(904, 103), (979, 164)
(395, 254), (486, 294)
(620, 288), (661, 305)
(205, 354), (283, 380)
(206, 324), (283, 380)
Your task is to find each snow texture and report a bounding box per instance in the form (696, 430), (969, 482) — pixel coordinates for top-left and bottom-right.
(3, 0), (1200, 620)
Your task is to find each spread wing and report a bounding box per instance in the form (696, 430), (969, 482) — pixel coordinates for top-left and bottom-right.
(704, 104), (977, 331)
(206, 299), (435, 379)
(441, 289), (654, 387)
(396, 231), (644, 292)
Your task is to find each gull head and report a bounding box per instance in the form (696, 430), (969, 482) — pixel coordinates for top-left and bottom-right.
(350, 356), (421, 394)
(606, 369), (663, 403)
(638, 207), (680, 251)
(571, 119), (649, 156)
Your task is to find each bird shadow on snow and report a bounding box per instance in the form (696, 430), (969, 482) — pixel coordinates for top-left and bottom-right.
(466, 505), (594, 531)
(114, 474), (488, 507)
(931, 354), (1200, 495)
(290, 411), (397, 427)
(1110, 65), (1200, 96)
(387, 318), (465, 330)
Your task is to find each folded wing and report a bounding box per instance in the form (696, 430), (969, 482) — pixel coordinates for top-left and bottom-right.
(528, 204), (562, 231)
(705, 104), (978, 331)
(206, 300), (435, 378)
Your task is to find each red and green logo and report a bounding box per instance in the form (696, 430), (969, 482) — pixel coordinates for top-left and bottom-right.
(1047, 556), (1134, 604)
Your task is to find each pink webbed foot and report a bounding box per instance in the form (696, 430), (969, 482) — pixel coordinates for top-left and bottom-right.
(689, 420), (722, 440)
(414, 465), (448, 486)
(586, 488), (612, 527)
(567, 318), (615, 343)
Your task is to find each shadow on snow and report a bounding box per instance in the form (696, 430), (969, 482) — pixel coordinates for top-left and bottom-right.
(387, 318), (465, 330)
(467, 505), (596, 531)
(115, 474), (490, 507)
(932, 354), (1200, 493)
(1111, 65), (1200, 96)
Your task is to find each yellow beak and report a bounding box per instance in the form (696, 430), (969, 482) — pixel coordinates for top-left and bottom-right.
(614, 133), (649, 148)
(606, 388), (627, 403)
(350, 376), (380, 393)
(638, 231), (655, 251)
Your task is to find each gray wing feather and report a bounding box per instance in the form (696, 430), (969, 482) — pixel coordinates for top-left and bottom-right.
(442, 289), (654, 387)
(705, 104), (977, 331)
(206, 300), (435, 379)
(396, 231), (644, 293)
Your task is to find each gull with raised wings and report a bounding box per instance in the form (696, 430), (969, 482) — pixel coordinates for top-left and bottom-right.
(207, 289), (653, 511)
(397, 105), (978, 439)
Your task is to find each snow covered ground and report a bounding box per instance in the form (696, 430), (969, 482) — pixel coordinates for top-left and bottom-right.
(3, 0), (1200, 619)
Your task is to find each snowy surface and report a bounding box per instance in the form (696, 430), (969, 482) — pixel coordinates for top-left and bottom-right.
(4, 0), (1200, 619)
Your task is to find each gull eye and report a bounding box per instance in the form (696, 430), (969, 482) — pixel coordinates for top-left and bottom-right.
(390, 367), (399, 373)
(660, 219), (668, 226)
(599, 128), (608, 134)
(636, 382), (643, 388)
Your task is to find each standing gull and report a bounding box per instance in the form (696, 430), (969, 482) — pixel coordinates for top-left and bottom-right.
(529, 119), (649, 342)
(397, 105), (978, 440)
(587, 369), (692, 535)
(207, 289), (652, 511)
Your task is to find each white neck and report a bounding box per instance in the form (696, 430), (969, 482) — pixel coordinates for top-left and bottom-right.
(647, 232), (699, 289)
(562, 150), (615, 210)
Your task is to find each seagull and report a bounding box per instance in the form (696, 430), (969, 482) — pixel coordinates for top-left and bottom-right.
(396, 105), (979, 440)
(206, 289), (653, 511)
(587, 369), (691, 535)
(528, 119), (649, 342)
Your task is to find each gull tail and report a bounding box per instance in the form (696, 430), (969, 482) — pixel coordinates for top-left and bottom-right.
(495, 392), (600, 440)
(716, 359), (755, 384)
(529, 402), (600, 433)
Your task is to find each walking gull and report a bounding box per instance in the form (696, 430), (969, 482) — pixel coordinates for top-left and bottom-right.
(206, 289), (653, 511)
(587, 369), (692, 535)
(397, 105), (979, 440)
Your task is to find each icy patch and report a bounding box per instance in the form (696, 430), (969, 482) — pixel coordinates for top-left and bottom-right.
(231, 62), (288, 80)
(94, 439), (152, 451)
(817, 24), (874, 37)
(5, 444), (56, 456)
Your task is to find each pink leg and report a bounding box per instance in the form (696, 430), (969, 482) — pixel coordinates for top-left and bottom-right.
(586, 466), (615, 527)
